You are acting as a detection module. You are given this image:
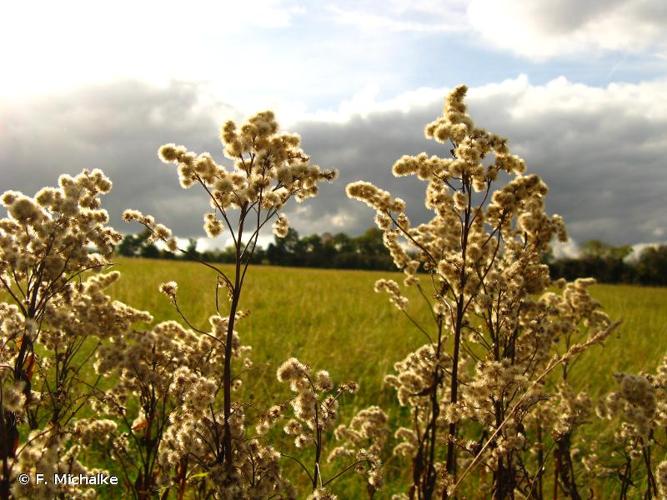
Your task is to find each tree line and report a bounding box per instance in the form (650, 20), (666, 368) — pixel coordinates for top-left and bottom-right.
(117, 230), (667, 285)
(546, 239), (667, 286)
(116, 227), (396, 270)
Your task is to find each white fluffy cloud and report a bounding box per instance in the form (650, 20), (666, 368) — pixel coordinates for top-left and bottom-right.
(467, 0), (667, 59)
(329, 0), (468, 33)
(331, 0), (667, 60)
(0, 0), (305, 96)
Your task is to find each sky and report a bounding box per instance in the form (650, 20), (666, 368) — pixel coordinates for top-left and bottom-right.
(1, 0), (666, 253)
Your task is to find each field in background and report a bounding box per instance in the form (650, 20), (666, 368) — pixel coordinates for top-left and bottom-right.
(107, 257), (667, 495)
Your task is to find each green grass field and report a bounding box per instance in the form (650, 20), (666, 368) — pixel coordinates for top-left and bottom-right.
(109, 258), (667, 403)
(102, 257), (667, 497)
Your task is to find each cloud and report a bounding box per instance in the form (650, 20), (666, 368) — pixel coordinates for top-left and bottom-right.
(330, 0), (667, 61)
(0, 0), (306, 97)
(290, 75), (667, 244)
(1, 76), (666, 247)
(329, 0), (468, 33)
(467, 0), (667, 60)
(0, 80), (239, 238)
(551, 239), (581, 259)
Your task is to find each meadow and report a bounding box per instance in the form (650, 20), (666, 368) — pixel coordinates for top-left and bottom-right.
(3, 93), (664, 498)
(107, 257), (667, 496)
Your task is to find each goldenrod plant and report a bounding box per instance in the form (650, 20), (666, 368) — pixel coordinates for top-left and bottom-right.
(348, 85), (619, 499)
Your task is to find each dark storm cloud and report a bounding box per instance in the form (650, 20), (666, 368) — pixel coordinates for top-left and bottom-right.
(292, 81), (667, 245)
(291, 106), (445, 236)
(1, 79), (665, 245)
(0, 80), (237, 237)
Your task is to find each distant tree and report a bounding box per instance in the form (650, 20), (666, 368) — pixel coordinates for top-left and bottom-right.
(140, 242), (160, 259)
(332, 232), (354, 253)
(355, 227), (386, 256)
(265, 227), (395, 269)
(299, 234), (321, 266)
(580, 239), (632, 260)
(319, 234), (337, 266)
(182, 238), (199, 261)
(550, 240), (636, 284)
(117, 234), (136, 256)
(635, 245), (667, 285)
(116, 229), (160, 257)
(301, 234), (322, 254)
(281, 227), (300, 255)
(267, 228), (300, 266)
(116, 228), (152, 257)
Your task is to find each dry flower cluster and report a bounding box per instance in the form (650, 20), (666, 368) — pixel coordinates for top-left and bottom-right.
(346, 86), (654, 499)
(0, 89), (663, 499)
(0, 170), (151, 498)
